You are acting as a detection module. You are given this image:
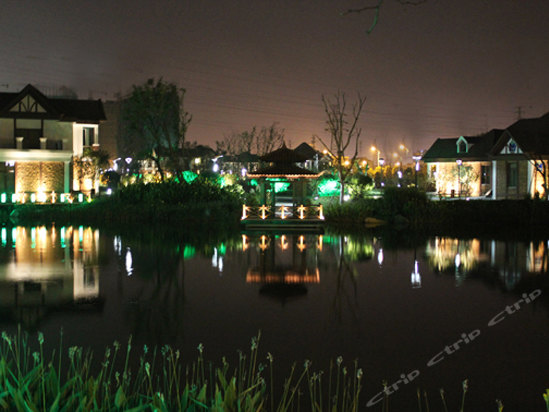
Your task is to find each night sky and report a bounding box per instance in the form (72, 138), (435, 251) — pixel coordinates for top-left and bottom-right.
(2, 0), (548, 160)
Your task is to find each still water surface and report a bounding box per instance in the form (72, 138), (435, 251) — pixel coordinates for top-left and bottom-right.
(0, 226), (547, 410)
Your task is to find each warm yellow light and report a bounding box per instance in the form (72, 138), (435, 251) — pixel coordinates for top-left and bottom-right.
(280, 205), (287, 219)
(280, 235), (288, 250)
(259, 205), (268, 220)
(344, 160), (350, 166)
(370, 146), (377, 152)
(242, 234), (249, 251)
(260, 235), (268, 251)
(318, 204), (324, 220)
(317, 235), (323, 251)
(241, 204), (248, 220)
(298, 205), (306, 219)
(297, 235), (306, 252)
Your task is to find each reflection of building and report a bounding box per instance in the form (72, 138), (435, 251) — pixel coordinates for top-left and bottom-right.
(425, 237), (548, 290)
(244, 233), (321, 284)
(0, 226), (102, 327)
(243, 233), (321, 303)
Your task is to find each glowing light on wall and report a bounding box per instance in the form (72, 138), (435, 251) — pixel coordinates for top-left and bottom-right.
(37, 191), (47, 203)
(377, 248), (384, 265)
(242, 234), (249, 251)
(30, 193), (36, 203)
(11, 194), (16, 203)
(319, 204), (324, 220)
(280, 205), (287, 219)
(317, 235), (323, 251)
(241, 205), (248, 220)
(1, 228), (6, 247)
(78, 193), (84, 203)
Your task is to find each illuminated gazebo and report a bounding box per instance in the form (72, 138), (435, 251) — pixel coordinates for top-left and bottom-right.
(241, 144), (324, 228)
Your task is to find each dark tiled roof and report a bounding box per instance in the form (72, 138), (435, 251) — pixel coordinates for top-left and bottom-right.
(259, 143), (308, 163)
(422, 129), (504, 162)
(0, 84), (105, 123)
(294, 142), (319, 160)
(500, 112), (549, 156)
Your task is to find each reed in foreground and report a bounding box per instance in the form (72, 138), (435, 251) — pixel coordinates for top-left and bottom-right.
(0, 329), (546, 411)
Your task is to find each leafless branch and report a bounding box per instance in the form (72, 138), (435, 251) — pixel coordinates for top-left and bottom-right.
(341, 0), (427, 34)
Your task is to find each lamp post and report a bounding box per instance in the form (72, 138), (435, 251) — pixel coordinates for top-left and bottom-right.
(371, 146), (381, 167)
(412, 153), (422, 188)
(456, 159), (462, 197)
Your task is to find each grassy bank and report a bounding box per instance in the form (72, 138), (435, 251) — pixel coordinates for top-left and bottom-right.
(324, 187), (549, 237)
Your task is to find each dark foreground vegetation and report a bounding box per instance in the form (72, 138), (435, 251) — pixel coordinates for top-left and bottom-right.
(1, 329), (546, 411)
(324, 187), (549, 238)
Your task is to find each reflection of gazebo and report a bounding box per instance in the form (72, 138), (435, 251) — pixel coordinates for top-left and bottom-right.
(242, 144), (324, 228)
(244, 233), (321, 304)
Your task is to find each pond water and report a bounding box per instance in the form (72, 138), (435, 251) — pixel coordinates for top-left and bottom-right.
(0, 225), (547, 410)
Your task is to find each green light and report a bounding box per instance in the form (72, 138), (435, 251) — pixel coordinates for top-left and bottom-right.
(274, 182), (290, 193)
(317, 179), (340, 196)
(219, 243), (226, 255)
(182, 171), (198, 183)
(183, 245), (196, 259)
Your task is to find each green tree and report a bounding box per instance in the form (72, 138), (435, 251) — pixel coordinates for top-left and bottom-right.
(73, 147), (110, 193)
(120, 78), (192, 181)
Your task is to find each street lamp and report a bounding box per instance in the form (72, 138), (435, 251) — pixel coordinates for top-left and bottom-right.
(456, 159), (462, 197)
(412, 153), (422, 187)
(371, 146), (381, 167)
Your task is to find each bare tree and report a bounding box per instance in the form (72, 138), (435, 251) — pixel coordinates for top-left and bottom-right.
(342, 0), (427, 34)
(316, 92), (366, 204)
(216, 123), (285, 156)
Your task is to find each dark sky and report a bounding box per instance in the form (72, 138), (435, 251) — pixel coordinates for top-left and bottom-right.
(2, 0), (548, 160)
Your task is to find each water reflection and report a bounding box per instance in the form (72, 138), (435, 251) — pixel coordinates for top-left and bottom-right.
(425, 237), (548, 289)
(0, 225), (101, 328)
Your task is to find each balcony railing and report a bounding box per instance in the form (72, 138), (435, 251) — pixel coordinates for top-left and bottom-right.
(241, 204), (325, 221)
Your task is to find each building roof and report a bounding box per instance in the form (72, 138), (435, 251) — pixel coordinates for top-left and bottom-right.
(422, 129), (503, 162)
(0, 84), (106, 123)
(259, 143), (309, 163)
(247, 163), (320, 178)
(293, 142), (319, 160)
(493, 112), (549, 156)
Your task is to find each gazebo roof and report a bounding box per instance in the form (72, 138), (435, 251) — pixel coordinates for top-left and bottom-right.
(259, 143), (309, 163)
(247, 163), (320, 178)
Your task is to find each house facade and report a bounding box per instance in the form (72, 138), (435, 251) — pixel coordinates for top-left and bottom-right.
(422, 113), (549, 199)
(0, 84), (106, 200)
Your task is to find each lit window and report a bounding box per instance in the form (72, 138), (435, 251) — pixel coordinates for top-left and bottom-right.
(83, 127), (95, 147)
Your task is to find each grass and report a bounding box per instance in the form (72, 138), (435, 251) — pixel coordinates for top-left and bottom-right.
(0, 328), (546, 411)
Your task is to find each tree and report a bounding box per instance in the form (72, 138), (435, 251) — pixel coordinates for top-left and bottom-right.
(342, 0), (427, 34)
(316, 92), (366, 204)
(120, 78), (192, 181)
(216, 123), (285, 156)
(73, 147), (110, 194)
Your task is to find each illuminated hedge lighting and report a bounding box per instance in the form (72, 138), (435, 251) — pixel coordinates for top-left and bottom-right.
(0, 193), (6, 203)
(78, 193), (84, 203)
(11, 194), (16, 203)
(37, 191), (47, 203)
(30, 193), (36, 203)
(317, 179), (340, 196)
